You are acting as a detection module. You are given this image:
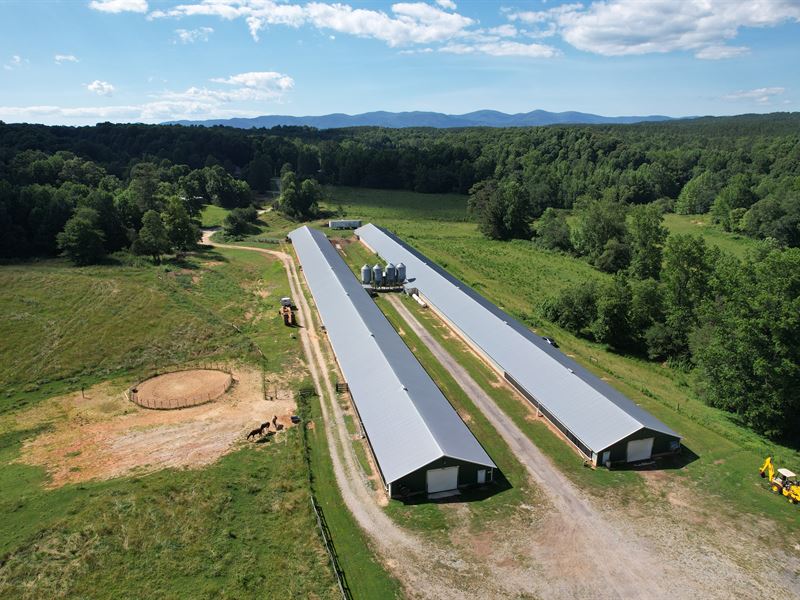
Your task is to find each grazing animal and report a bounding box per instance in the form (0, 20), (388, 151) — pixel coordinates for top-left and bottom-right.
(247, 421), (272, 440)
(275, 422), (284, 431)
(272, 415), (278, 427)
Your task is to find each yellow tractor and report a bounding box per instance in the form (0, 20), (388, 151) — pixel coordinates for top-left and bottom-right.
(759, 457), (800, 504)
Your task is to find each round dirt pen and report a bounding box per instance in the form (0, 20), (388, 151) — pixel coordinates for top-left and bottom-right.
(129, 369), (233, 410)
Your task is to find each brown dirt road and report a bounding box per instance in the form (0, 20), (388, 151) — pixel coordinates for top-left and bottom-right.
(387, 293), (789, 599)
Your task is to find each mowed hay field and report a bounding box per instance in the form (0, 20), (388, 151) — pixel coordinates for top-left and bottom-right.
(0, 247), (348, 599)
(322, 187), (800, 538)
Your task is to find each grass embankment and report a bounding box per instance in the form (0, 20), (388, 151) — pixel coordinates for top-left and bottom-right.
(0, 246), (397, 597)
(303, 388), (402, 599)
(329, 186), (800, 533)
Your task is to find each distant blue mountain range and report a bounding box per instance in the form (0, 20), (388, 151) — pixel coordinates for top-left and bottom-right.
(164, 109), (678, 129)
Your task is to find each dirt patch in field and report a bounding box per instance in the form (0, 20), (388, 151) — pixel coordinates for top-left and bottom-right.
(16, 367), (296, 488)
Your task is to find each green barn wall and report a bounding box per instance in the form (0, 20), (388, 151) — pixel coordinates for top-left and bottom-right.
(391, 457), (494, 498)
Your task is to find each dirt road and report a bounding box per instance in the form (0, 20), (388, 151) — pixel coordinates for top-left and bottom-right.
(386, 294), (780, 600)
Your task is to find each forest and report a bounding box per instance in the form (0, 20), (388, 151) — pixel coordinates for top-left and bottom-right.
(0, 113), (797, 442)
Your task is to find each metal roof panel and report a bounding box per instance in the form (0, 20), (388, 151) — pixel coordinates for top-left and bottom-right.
(356, 223), (681, 453)
(289, 226), (495, 483)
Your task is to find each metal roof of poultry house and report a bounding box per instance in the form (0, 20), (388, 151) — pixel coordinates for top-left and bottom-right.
(355, 223), (680, 454)
(288, 226), (495, 484)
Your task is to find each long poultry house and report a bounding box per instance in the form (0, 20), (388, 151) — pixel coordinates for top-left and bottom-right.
(289, 225), (496, 497)
(355, 223), (681, 466)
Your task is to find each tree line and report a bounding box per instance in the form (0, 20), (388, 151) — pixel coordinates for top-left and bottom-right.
(0, 150), (255, 263)
(535, 199), (798, 441)
(2, 114), (797, 247)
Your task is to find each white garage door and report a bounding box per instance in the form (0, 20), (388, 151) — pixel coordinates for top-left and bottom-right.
(426, 466), (459, 494)
(626, 438), (654, 462)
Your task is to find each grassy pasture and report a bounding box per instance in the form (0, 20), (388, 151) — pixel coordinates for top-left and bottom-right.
(0, 430), (338, 600)
(663, 213), (758, 258)
(0, 247), (298, 416)
(0, 246), (398, 598)
(200, 204), (230, 228)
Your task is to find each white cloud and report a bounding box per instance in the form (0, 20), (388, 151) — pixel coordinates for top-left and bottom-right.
(133, 1), (565, 59)
(54, 54), (80, 64)
(149, 1), (304, 41)
(442, 40), (560, 58)
(86, 80), (115, 96)
(695, 45), (749, 60)
(506, 0), (800, 59)
(487, 24), (518, 38)
(398, 47), (434, 55)
(174, 26), (214, 43)
(723, 87), (785, 103)
(0, 69), (294, 125)
(210, 71), (294, 92)
(304, 2), (474, 47)
(0, 102), (262, 124)
(3, 55), (25, 70)
(149, 1), (475, 46)
(88, 0), (148, 14)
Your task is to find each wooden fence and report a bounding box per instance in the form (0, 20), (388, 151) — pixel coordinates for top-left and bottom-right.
(297, 388), (353, 600)
(127, 364), (233, 410)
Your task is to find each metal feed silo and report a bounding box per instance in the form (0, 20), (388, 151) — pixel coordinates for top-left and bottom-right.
(396, 262), (406, 282)
(372, 264), (383, 285)
(361, 264), (371, 284)
(384, 262), (396, 284)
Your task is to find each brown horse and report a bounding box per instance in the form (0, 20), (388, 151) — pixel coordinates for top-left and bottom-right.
(247, 422), (271, 440)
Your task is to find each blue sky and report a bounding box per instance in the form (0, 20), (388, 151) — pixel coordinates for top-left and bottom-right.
(0, 0), (798, 125)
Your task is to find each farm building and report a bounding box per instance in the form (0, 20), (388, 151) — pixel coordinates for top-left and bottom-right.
(355, 224), (682, 466)
(288, 226), (496, 497)
(328, 219), (362, 230)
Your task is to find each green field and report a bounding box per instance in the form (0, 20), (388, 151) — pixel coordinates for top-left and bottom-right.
(327, 187), (800, 536)
(200, 204), (230, 228)
(0, 246), (398, 598)
(0, 429), (335, 599)
(0, 247), (304, 415)
(663, 213), (758, 258)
